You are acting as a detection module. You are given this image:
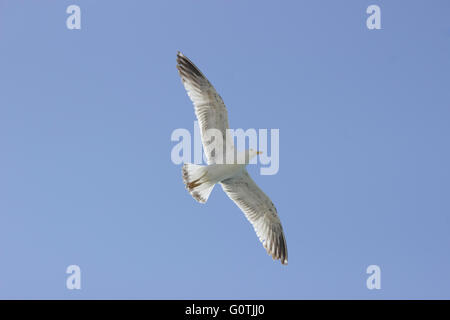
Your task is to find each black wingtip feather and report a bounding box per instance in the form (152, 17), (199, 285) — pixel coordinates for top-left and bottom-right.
(176, 52), (205, 79)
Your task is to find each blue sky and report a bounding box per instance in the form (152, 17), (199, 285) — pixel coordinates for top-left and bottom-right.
(0, 0), (449, 299)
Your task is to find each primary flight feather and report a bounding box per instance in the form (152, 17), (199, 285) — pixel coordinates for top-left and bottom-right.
(176, 52), (288, 265)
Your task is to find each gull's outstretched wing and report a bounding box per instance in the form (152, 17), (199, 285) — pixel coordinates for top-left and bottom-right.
(220, 170), (288, 265)
(177, 52), (231, 164)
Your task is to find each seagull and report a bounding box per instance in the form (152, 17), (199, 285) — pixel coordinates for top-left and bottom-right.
(176, 52), (288, 265)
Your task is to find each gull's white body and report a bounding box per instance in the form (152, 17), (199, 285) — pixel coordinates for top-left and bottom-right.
(177, 52), (288, 265)
(207, 164), (245, 183)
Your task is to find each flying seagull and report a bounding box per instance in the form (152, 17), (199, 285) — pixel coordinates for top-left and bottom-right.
(176, 52), (288, 265)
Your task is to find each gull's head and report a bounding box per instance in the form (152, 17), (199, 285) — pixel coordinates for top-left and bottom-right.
(236, 149), (263, 164)
(247, 148), (263, 161)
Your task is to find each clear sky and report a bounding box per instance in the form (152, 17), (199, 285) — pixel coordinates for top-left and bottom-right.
(1, 0), (449, 299)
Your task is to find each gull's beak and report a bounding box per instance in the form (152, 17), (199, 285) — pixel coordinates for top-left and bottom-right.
(257, 151), (263, 155)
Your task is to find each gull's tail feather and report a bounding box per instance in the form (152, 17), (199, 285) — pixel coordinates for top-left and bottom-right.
(182, 163), (215, 203)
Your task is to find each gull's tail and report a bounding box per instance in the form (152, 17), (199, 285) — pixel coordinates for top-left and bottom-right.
(182, 163), (215, 203)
